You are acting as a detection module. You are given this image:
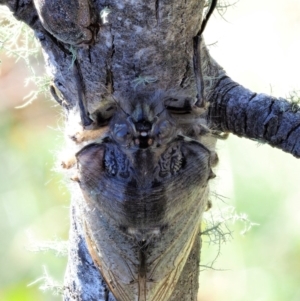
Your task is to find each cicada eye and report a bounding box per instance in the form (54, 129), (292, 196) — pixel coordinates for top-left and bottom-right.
(156, 120), (172, 139)
(113, 123), (131, 143)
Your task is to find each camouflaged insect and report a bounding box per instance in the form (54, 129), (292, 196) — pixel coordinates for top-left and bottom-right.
(67, 92), (218, 301)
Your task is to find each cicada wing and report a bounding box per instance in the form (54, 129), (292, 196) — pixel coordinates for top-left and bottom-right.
(146, 195), (204, 301)
(150, 225), (200, 301)
(83, 189), (204, 301)
(83, 210), (140, 301)
(76, 138), (212, 301)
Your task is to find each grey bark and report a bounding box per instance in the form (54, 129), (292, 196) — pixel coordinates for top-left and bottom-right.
(1, 0), (299, 301)
(208, 76), (300, 157)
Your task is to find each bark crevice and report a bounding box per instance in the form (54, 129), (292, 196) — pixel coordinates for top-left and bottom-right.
(155, 0), (160, 23)
(179, 60), (190, 88)
(262, 99), (275, 138)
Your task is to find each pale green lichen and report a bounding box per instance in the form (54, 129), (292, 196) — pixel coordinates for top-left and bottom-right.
(68, 45), (77, 69)
(201, 205), (259, 270)
(132, 76), (158, 89)
(0, 7), (41, 63)
(16, 75), (52, 108)
(100, 7), (111, 24)
(27, 233), (69, 257)
(28, 266), (64, 296)
(287, 90), (300, 112)
(0, 6), (48, 107)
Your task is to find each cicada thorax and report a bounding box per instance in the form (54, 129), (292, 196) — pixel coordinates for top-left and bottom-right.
(74, 94), (217, 301)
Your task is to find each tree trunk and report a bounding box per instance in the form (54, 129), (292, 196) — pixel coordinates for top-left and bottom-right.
(1, 0), (300, 300)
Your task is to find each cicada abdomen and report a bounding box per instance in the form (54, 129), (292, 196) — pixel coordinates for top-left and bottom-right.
(73, 95), (217, 301)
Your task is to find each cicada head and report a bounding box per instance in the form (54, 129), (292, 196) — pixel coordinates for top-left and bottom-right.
(110, 95), (177, 149)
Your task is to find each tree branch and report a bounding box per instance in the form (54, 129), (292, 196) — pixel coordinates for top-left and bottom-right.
(208, 76), (300, 158)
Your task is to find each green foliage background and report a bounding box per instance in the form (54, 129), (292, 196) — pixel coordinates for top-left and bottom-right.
(0, 93), (69, 301)
(0, 1), (300, 301)
(0, 103), (68, 301)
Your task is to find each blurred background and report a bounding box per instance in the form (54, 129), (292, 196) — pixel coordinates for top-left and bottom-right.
(200, 0), (300, 300)
(0, 10), (69, 300)
(0, 0), (300, 300)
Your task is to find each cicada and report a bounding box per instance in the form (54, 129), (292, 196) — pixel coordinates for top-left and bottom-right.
(67, 92), (217, 301)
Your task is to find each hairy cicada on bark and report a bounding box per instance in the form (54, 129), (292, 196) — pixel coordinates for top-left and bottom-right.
(65, 92), (218, 301)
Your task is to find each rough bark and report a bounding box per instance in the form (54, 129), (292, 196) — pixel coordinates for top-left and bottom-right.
(208, 76), (300, 158)
(1, 0), (299, 301)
